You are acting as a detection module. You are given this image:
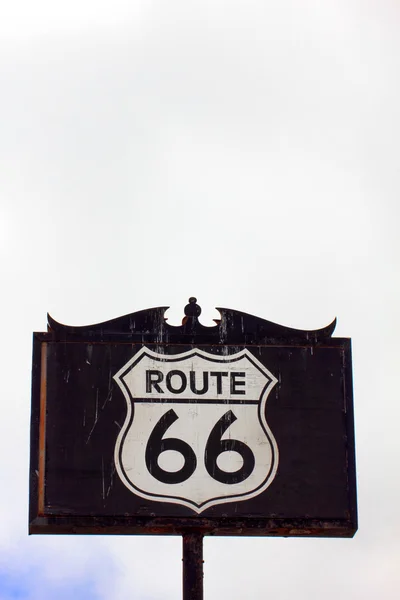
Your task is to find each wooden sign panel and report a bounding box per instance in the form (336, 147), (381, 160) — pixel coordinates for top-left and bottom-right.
(29, 299), (357, 537)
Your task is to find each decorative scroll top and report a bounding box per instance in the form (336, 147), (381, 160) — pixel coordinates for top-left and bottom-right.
(46, 297), (336, 344)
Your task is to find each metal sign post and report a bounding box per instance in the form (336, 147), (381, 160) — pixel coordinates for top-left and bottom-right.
(30, 298), (357, 597)
(182, 533), (203, 600)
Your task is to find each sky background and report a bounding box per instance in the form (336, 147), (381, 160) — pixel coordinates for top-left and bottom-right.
(1, 0), (400, 598)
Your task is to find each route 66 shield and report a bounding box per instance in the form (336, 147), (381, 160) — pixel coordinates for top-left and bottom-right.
(114, 347), (279, 513)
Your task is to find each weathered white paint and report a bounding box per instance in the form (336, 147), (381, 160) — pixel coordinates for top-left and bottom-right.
(114, 347), (279, 513)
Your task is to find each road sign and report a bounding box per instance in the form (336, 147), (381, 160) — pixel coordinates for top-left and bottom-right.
(29, 298), (357, 537)
(114, 346), (279, 513)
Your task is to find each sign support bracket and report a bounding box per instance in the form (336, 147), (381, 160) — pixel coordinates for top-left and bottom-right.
(182, 532), (204, 600)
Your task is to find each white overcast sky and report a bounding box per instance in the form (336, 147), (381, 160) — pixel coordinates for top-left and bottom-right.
(1, 1), (400, 598)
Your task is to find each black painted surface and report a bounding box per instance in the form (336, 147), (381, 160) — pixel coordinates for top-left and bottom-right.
(182, 533), (203, 600)
(30, 299), (357, 536)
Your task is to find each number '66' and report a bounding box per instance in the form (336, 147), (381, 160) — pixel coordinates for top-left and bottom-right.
(145, 409), (255, 485)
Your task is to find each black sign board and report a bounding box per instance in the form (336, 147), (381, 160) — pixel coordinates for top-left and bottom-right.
(29, 298), (357, 537)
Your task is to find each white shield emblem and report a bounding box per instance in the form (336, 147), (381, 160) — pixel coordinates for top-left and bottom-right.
(113, 347), (278, 513)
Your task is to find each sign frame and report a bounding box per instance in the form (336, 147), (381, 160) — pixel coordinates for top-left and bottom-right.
(29, 298), (357, 537)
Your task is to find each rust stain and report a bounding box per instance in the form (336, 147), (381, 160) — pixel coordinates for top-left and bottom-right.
(38, 342), (47, 515)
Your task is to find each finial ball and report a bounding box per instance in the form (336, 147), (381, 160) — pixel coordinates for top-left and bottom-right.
(184, 297), (201, 317)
